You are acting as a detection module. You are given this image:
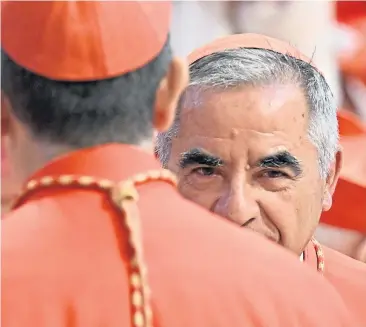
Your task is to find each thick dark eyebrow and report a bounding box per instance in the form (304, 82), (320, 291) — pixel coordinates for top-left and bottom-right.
(256, 151), (303, 176)
(179, 148), (224, 169)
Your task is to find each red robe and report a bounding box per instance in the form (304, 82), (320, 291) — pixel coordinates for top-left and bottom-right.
(305, 242), (366, 325)
(2, 144), (355, 327)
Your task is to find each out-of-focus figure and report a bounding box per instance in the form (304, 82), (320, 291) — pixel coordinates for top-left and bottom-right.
(336, 1), (366, 122)
(170, 1), (233, 57)
(228, 1), (341, 104)
(317, 111), (366, 263)
(316, 2), (366, 262)
(171, 1), (342, 105)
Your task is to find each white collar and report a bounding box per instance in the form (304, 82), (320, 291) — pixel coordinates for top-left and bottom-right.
(299, 252), (304, 262)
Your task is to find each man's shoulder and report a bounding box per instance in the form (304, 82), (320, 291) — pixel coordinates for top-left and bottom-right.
(323, 246), (366, 323)
(2, 193), (87, 272)
(323, 245), (366, 293)
(142, 191), (354, 326)
(2, 201), (44, 241)
(2, 200), (59, 267)
(324, 245), (366, 276)
(2, 202), (53, 301)
(2, 187), (355, 326)
(143, 187), (335, 278)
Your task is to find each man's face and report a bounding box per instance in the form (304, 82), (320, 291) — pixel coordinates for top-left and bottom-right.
(167, 84), (339, 255)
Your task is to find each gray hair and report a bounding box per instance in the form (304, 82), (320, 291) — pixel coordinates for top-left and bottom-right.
(156, 48), (339, 178)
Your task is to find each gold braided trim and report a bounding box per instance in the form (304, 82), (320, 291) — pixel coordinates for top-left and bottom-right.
(310, 237), (325, 274)
(13, 169), (177, 327)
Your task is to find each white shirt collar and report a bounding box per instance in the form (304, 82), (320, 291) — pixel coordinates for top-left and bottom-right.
(299, 252), (304, 262)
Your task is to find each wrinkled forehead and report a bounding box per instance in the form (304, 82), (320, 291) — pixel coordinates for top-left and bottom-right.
(171, 84), (314, 165)
(178, 84), (309, 140)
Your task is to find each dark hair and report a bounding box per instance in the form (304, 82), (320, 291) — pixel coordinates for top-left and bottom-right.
(1, 40), (172, 147)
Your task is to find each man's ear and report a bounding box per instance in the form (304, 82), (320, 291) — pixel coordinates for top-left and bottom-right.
(153, 57), (188, 132)
(322, 149), (343, 211)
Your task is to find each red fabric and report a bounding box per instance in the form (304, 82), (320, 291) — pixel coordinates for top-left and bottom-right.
(321, 179), (366, 233)
(336, 1), (366, 24)
(337, 110), (366, 136)
(305, 242), (366, 326)
(1, 1), (171, 81)
(2, 144), (355, 327)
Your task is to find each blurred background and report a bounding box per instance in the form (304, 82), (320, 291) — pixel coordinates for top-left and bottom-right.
(170, 0), (366, 121)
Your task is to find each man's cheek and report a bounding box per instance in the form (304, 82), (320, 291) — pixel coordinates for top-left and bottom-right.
(259, 191), (299, 232)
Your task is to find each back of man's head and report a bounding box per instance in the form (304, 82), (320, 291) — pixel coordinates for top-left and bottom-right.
(1, 1), (187, 149)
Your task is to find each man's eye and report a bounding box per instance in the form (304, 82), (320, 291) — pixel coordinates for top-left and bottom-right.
(262, 170), (288, 178)
(192, 167), (216, 176)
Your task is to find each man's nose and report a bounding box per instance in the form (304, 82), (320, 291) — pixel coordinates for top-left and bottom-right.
(212, 187), (260, 226)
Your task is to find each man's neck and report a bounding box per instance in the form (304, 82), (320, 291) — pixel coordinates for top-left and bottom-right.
(15, 141), (69, 183)
(18, 140), (154, 183)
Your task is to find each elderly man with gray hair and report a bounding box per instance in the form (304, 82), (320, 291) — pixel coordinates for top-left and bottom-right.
(156, 34), (366, 325)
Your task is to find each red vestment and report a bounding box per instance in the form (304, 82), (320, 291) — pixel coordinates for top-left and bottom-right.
(2, 144), (356, 327)
(305, 242), (366, 325)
